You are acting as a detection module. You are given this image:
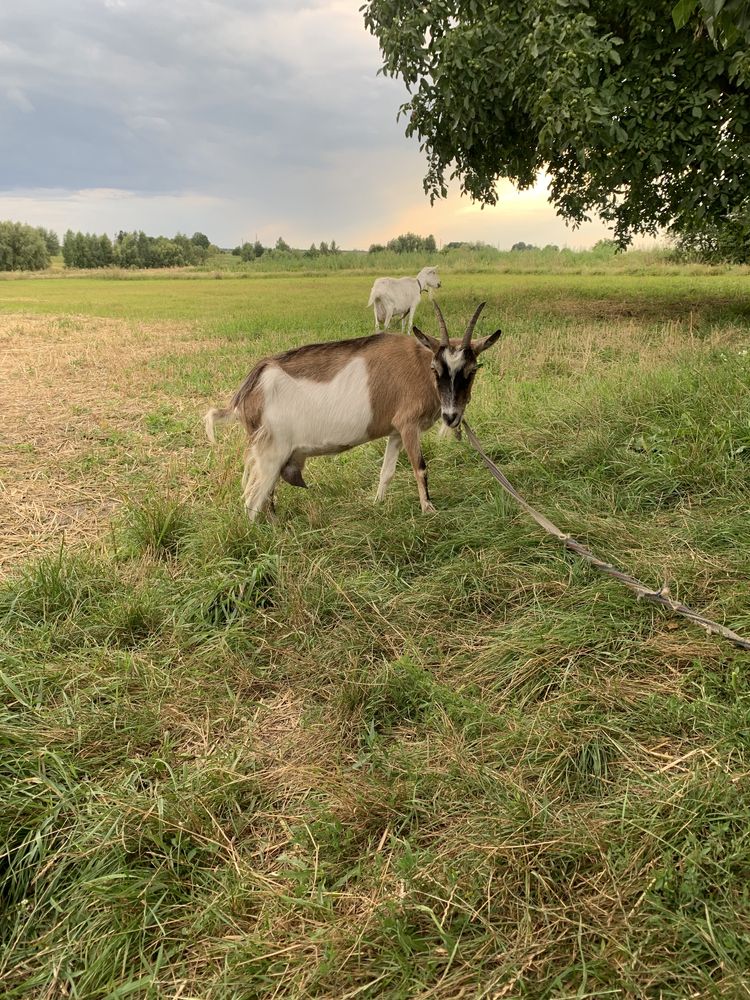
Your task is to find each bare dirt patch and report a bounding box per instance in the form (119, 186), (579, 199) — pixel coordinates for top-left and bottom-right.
(0, 314), (214, 572)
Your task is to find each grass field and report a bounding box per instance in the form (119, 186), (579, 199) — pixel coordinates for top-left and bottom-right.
(1, 265), (750, 998)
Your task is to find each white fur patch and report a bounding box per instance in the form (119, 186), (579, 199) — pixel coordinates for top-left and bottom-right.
(259, 357), (373, 457)
(444, 349), (465, 375)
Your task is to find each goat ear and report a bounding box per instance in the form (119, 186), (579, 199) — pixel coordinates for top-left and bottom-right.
(413, 326), (440, 352)
(473, 329), (502, 355)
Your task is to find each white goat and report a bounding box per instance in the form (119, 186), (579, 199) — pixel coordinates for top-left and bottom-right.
(367, 266), (441, 333)
(204, 301), (501, 520)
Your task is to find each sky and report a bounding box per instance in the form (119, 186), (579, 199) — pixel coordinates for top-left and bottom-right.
(0, 0), (616, 250)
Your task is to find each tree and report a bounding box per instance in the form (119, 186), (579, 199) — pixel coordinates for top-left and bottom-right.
(368, 243), (386, 253)
(424, 234), (437, 253)
(0, 221), (50, 270)
(136, 231), (152, 268)
(362, 1), (750, 248)
(672, 0), (750, 52)
(72, 232), (88, 267)
(275, 237), (291, 252)
(238, 242), (255, 262)
(191, 231), (210, 249)
(511, 242), (538, 252)
(36, 227), (60, 256)
(98, 234), (114, 266)
(62, 230), (76, 267)
(114, 232), (141, 268)
(236, 240), (265, 262)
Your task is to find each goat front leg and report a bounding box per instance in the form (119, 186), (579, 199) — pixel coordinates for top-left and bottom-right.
(399, 425), (435, 513)
(376, 432), (401, 501)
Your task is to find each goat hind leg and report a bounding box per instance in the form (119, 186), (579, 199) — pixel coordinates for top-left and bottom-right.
(243, 442), (287, 521)
(241, 448), (255, 491)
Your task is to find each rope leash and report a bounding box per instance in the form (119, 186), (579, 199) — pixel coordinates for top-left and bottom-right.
(462, 420), (750, 652)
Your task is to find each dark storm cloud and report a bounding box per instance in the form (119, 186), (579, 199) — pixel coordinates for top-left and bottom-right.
(0, 0), (411, 199)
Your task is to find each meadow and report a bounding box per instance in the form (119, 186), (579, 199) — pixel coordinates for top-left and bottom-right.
(1, 260), (750, 998)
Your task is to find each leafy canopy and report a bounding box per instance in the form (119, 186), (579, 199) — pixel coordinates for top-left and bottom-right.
(362, 0), (750, 246)
(0, 221), (50, 271)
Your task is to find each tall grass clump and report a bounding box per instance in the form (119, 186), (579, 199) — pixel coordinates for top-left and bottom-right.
(119, 493), (191, 558)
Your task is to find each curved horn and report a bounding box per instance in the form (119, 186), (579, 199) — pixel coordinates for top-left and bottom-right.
(462, 302), (486, 347)
(433, 299), (450, 347)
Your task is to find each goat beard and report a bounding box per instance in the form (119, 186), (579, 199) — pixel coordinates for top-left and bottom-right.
(438, 421), (462, 441)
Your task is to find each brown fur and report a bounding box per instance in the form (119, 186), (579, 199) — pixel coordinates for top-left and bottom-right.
(364, 335), (439, 439)
(231, 361), (268, 435)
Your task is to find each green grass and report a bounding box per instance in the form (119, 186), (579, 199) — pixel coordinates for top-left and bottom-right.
(1, 265), (750, 997)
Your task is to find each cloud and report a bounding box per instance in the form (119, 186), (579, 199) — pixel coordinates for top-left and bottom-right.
(0, 1), (616, 248)
(6, 86), (34, 112)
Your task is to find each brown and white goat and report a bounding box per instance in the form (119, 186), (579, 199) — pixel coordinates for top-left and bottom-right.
(204, 302), (501, 519)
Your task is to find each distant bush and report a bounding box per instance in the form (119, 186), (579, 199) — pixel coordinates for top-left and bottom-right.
(384, 232), (437, 253)
(232, 240), (265, 261)
(670, 216), (750, 265)
(0, 221), (51, 271)
(442, 240), (501, 255)
(590, 239), (619, 257)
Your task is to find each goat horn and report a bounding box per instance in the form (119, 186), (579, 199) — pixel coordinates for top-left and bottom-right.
(462, 301), (486, 348)
(433, 299), (450, 346)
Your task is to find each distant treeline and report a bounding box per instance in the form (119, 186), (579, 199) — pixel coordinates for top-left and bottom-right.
(0, 222), (59, 271)
(231, 237), (342, 261)
(62, 230), (212, 269)
(4, 219), (744, 273)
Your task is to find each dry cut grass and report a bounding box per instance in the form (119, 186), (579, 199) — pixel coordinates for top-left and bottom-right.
(0, 313), (220, 571)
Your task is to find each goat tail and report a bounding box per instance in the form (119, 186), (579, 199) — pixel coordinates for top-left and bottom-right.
(204, 405), (238, 444)
(367, 288), (377, 308)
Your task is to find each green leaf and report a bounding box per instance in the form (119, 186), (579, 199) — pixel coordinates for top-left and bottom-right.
(673, 0), (698, 28)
